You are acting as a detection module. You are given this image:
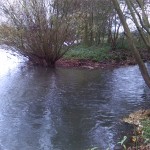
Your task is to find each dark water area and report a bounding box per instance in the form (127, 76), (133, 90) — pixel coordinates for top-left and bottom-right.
(0, 50), (150, 150)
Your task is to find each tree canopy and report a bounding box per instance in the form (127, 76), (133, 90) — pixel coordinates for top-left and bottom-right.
(0, 0), (150, 75)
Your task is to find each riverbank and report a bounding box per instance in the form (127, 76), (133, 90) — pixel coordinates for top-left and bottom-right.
(122, 110), (150, 150)
(56, 51), (149, 69)
(56, 45), (150, 69)
(56, 58), (137, 69)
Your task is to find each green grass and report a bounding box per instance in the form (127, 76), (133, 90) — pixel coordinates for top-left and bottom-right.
(142, 119), (150, 141)
(64, 44), (111, 62)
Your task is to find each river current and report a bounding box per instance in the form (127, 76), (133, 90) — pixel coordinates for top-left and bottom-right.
(0, 49), (150, 150)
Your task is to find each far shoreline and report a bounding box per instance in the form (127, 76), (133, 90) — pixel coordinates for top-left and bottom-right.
(56, 58), (139, 69)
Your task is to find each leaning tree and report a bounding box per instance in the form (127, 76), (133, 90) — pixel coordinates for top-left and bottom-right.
(111, 0), (150, 88)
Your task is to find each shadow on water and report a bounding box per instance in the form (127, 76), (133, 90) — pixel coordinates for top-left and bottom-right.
(0, 50), (150, 150)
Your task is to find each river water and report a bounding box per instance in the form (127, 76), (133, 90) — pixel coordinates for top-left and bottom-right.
(0, 49), (150, 150)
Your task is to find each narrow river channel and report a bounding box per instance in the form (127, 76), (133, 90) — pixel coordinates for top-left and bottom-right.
(0, 49), (150, 150)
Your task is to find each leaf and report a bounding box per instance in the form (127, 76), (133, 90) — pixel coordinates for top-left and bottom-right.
(91, 147), (98, 150)
(118, 136), (127, 145)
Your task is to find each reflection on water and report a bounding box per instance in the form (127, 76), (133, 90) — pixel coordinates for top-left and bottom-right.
(0, 50), (150, 150)
(0, 49), (25, 77)
(0, 50), (16, 74)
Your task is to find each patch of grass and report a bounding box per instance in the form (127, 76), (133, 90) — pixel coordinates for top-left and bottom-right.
(142, 119), (150, 141)
(64, 44), (111, 62)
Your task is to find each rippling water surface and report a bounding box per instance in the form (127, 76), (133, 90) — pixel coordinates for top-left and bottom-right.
(0, 49), (150, 150)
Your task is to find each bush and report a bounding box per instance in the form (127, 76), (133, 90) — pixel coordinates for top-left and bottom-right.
(0, 0), (74, 67)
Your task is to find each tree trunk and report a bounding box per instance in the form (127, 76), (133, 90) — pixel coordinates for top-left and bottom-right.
(111, 0), (150, 88)
(28, 56), (56, 67)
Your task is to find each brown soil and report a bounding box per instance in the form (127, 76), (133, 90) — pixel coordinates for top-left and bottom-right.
(56, 49), (150, 69)
(56, 58), (137, 69)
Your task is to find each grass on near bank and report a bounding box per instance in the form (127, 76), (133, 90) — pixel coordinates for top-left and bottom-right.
(64, 44), (111, 62)
(142, 119), (150, 142)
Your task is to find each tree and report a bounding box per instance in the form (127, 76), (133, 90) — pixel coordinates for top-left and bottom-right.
(111, 0), (150, 88)
(66, 0), (113, 46)
(125, 0), (150, 50)
(0, 0), (75, 67)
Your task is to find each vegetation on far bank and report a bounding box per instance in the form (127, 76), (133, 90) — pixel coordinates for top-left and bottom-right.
(64, 36), (147, 63)
(64, 44), (111, 62)
(0, 0), (149, 68)
(62, 42), (149, 65)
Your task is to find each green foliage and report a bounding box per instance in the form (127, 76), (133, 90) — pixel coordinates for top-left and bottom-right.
(87, 147), (98, 150)
(142, 120), (150, 141)
(64, 44), (111, 62)
(116, 39), (130, 50)
(117, 136), (127, 150)
(116, 36), (147, 50)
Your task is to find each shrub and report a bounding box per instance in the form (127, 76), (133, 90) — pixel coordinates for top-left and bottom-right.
(0, 0), (75, 67)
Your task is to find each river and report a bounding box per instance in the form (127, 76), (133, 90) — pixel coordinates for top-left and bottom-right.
(0, 49), (150, 150)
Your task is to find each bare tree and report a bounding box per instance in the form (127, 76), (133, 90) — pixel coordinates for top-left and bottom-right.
(107, 6), (125, 50)
(66, 0), (113, 46)
(0, 0), (75, 67)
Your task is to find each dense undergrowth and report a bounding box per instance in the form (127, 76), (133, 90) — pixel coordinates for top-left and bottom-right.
(64, 44), (111, 62)
(63, 43), (142, 64)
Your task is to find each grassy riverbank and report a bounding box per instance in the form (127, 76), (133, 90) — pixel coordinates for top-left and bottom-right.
(57, 44), (150, 69)
(64, 44), (150, 62)
(64, 45), (111, 62)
